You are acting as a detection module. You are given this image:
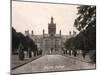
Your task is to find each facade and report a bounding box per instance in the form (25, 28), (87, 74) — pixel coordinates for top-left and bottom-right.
(25, 17), (75, 55)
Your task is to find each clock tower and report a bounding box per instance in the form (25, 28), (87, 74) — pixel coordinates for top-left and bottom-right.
(48, 17), (56, 37)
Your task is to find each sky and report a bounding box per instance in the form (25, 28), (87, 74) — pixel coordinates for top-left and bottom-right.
(12, 1), (79, 35)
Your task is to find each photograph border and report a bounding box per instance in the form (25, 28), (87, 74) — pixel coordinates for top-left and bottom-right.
(11, 0), (96, 75)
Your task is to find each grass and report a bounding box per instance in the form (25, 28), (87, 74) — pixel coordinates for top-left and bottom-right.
(11, 54), (42, 70)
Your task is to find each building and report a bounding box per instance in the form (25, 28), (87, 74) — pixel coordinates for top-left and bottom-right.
(25, 17), (75, 55)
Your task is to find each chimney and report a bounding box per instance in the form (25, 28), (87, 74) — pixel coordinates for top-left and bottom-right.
(69, 31), (71, 36)
(43, 29), (45, 37)
(59, 30), (61, 37)
(25, 30), (29, 36)
(31, 30), (34, 36)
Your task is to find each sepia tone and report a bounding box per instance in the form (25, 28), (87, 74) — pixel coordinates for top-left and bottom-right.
(11, 0), (96, 75)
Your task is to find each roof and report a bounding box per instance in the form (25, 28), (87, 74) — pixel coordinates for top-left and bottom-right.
(29, 34), (72, 43)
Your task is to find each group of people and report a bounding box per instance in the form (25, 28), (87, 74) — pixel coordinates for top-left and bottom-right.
(63, 49), (77, 56)
(63, 48), (86, 59)
(18, 43), (42, 60)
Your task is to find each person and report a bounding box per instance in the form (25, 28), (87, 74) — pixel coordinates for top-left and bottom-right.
(82, 51), (86, 59)
(62, 48), (65, 54)
(51, 48), (53, 53)
(65, 49), (68, 55)
(28, 47), (32, 58)
(18, 43), (24, 60)
(69, 50), (71, 55)
(40, 49), (42, 55)
(73, 50), (77, 57)
(34, 49), (37, 56)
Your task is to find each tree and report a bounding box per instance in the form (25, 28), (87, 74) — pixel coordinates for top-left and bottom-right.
(74, 5), (96, 62)
(65, 5), (96, 62)
(12, 27), (20, 54)
(74, 6), (96, 31)
(12, 27), (38, 59)
(25, 36), (38, 57)
(74, 5), (96, 50)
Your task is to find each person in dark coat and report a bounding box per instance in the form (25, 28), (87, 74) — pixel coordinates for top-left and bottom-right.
(28, 48), (32, 58)
(82, 51), (86, 59)
(73, 50), (77, 57)
(18, 43), (24, 60)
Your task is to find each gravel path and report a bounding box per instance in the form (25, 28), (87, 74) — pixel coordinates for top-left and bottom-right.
(12, 55), (95, 74)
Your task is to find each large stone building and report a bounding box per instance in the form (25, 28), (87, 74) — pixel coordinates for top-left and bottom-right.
(25, 17), (76, 55)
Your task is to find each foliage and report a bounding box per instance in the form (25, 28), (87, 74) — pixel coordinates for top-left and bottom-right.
(12, 27), (38, 54)
(74, 5), (96, 31)
(65, 5), (96, 63)
(74, 5), (96, 50)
